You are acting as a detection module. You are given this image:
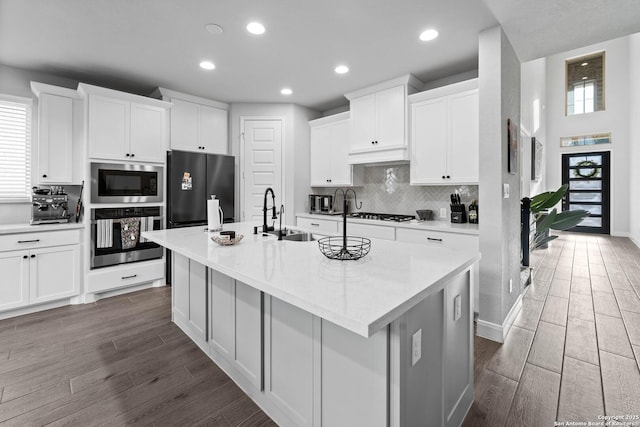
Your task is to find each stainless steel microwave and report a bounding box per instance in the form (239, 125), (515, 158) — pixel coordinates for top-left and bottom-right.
(91, 162), (163, 203)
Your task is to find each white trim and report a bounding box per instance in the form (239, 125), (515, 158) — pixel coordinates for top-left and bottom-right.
(344, 74), (423, 100)
(153, 87), (229, 110)
(476, 293), (523, 343)
(0, 93), (33, 105)
(30, 81), (80, 99)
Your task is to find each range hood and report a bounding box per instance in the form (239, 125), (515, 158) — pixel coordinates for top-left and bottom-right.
(347, 145), (410, 165)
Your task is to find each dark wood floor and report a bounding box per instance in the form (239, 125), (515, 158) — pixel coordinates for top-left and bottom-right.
(463, 232), (640, 426)
(3, 232), (640, 426)
(0, 286), (276, 426)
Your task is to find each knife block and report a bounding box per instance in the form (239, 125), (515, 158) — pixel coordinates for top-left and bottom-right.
(450, 204), (467, 223)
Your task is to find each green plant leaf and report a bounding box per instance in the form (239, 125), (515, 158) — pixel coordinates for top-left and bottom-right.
(550, 210), (590, 230)
(535, 208), (557, 234)
(532, 234), (559, 249)
(530, 185), (568, 212)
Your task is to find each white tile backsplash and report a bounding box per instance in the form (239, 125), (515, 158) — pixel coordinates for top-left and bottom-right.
(311, 164), (479, 218)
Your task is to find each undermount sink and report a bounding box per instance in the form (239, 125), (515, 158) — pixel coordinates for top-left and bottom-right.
(266, 228), (317, 242)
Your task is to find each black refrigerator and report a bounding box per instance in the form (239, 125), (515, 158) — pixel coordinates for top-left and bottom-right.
(166, 150), (235, 283)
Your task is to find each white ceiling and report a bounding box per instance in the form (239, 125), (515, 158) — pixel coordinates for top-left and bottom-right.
(0, 0), (639, 112)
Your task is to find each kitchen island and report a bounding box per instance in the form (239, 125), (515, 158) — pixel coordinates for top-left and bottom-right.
(143, 222), (480, 427)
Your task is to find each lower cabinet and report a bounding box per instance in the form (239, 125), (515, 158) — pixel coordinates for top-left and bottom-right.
(296, 216), (338, 235)
(0, 244), (80, 313)
(346, 222), (395, 240)
(172, 253), (207, 346)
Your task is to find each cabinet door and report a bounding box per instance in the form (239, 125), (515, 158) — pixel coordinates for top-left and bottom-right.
(447, 90), (479, 184)
(38, 93), (73, 184)
(309, 124), (332, 185)
(172, 253), (190, 322)
(170, 98), (200, 152)
(88, 95), (129, 160)
(410, 97), (448, 184)
(209, 269), (235, 358)
(347, 222), (395, 240)
(188, 260), (207, 340)
(0, 251), (29, 312)
(265, 297), (314, 427)
(130, 103), (166, 163)
(29, 245), (79, 304)
(350, 94), (376, 151)
(329, 119), (352, 185)
(375, 85), (406, 148)
(200, 105), (228, 154)
(234, 281), (263, 390)
(296, 217), (338, 234)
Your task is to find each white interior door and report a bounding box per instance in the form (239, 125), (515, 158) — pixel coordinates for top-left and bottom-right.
(241, 119), (283, 223)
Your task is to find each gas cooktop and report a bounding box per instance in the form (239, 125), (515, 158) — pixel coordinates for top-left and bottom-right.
(348, 212), (415, 222)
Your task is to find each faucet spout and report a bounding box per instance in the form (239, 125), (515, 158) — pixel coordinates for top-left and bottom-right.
(278, 204), (285, 240)
(263, 187), (276, 232)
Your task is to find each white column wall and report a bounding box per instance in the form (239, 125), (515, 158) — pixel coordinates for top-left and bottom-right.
(629, 33), (640, 246)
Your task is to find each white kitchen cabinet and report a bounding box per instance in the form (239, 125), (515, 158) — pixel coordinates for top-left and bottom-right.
(80, 83), (170, 163)
(395, 227), (478, 251)
(410, 79), (479, 185)
(171, 253), (207, 346)
(347, 222), (395, 240)
(209, 270), (263, 390)
(37, 93), (74, 183)
(0, 229), (81, 314)
(296, 216), (338, 234)
(0, 251), (29, 312)
(155, 88), (229, 154)
(345, 75), (422, 164)
(309, 112), (362, 187)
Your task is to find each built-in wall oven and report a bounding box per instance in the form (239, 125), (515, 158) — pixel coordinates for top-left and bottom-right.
(90, 206), (163, 269)
(91, 162), (163, 204)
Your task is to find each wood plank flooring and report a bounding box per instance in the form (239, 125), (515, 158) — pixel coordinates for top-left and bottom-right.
(463, 232), (640, 426)
(2, 231), (639, 426)
(0, 287), (276, 426)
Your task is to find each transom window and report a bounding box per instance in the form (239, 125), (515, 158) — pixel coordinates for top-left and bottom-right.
(0, 95), (32, 202)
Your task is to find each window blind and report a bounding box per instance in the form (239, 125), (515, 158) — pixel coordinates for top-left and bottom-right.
(0, 95), (32, 201)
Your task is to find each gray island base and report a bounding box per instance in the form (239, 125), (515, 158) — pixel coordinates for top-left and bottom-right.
(143, 223), (479, 427)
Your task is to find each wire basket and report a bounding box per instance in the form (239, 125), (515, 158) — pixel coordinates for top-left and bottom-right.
(318, 236), (371, 261)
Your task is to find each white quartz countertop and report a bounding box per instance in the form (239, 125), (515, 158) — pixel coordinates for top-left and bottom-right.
(143, 222), (480, 338)
(296, 213), (479, 236)
(0, 222), (84, 235)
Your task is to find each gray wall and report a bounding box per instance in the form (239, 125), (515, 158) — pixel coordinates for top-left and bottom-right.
(477, 26), (522, 336)
(631, 34), (640, 246)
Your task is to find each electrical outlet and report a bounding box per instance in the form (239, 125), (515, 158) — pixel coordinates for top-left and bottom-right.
(440, 208), (447, 218)
(509, 278), (513, 293)
(454, 295), (462, 321)
(412, 329), (422, 366)
(503, 183), (510, 199)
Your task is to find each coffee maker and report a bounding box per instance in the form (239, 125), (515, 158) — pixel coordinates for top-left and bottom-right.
(30, 187), (70, 225)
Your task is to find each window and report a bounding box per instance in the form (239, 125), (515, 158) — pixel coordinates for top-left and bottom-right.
(0, 95), (32, 201)
(566, 52), (604, 115)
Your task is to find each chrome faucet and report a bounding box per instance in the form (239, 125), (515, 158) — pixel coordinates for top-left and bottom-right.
(263, 187), (277, 232)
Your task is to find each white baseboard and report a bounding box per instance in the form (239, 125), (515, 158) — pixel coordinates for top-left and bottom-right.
(476, 294), (523, 343)
(629, 234), (640, 249)
(84, 280), (165, 303)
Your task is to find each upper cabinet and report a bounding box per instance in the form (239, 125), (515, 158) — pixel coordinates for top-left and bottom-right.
(345, 75), (422, 164)
(409, 79), (479, 185)
(79, 83), (170, 163)
(155, 88), (229, 155)
(309, 112), (363, 187)
(31, 82), (81, 184)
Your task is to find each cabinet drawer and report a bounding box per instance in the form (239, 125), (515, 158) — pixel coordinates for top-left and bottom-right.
(296, 217), (338, 234)
(347, 222), (395, 240)
(0, 229), (81, 253)
(87, 259), (164, 293)
(395, 228), (478, 251)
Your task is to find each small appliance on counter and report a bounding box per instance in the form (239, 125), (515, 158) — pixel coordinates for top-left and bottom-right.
(309, 194), (339, 214)
(450, 193), (467, 224)
(30, 186), (70, 225)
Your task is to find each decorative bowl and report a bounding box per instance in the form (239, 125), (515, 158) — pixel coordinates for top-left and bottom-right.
(211, 234), (244, 246)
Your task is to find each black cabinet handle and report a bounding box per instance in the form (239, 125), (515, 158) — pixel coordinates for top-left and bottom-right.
(121, 274), (138, 280)
(125, 153), (130, 157)
(446, 175), (450, 179)
(427, 237), (443, 242)
(310, 223), (320, 227)
(442, 175), (445, 179)
(30, 254), (36, 258)
(23, 255), (28, 259)
(42, 174), (47, 178)
(18, 239), (40, 243)
(130, 153), (135, 158)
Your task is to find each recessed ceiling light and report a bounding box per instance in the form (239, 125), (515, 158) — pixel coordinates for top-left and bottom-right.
(419, 29), (439, 42)
(582, 76), (588, 80)
(199, 61), (216, 70)
(280, 88), (292, 95)
(247, 22), (265, 35)
(205, 23), (223, 35)
(581, 62), (589, 66)
(334, 65), (349, 74)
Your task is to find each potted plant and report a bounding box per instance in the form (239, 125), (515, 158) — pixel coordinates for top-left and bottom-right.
(529, 184), (589, 249)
